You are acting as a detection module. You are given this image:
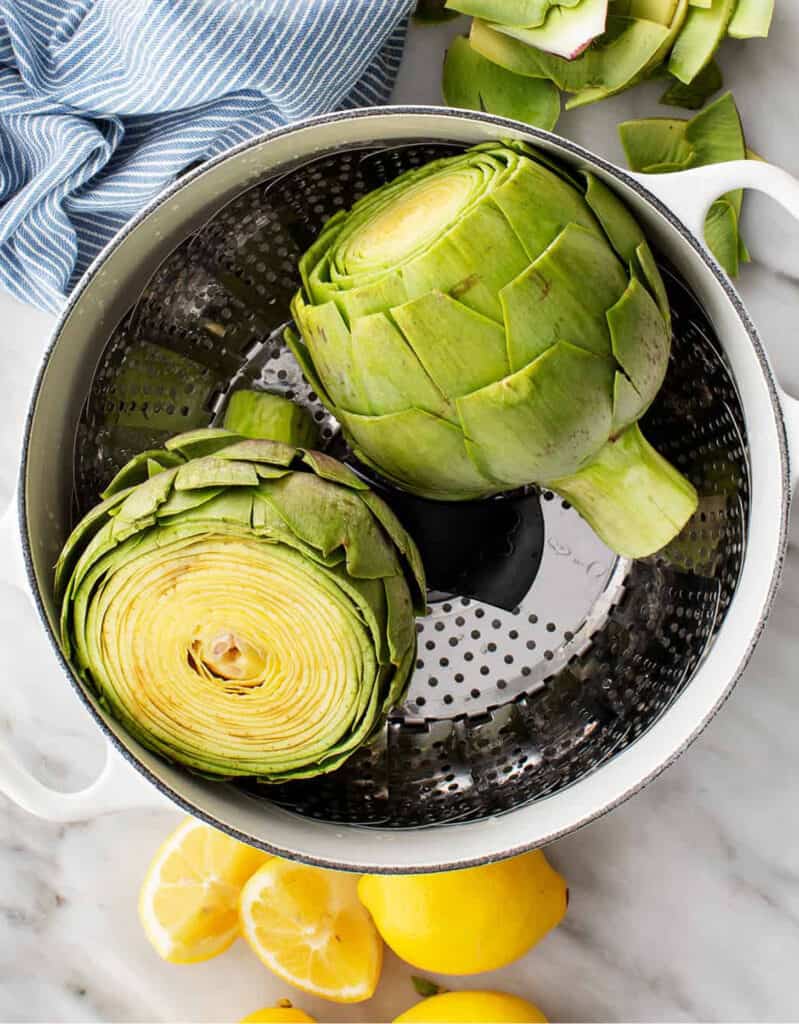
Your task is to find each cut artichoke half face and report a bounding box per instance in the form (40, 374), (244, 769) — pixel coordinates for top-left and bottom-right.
(289, 141), (698, 559)
(56, 428), (425, 781)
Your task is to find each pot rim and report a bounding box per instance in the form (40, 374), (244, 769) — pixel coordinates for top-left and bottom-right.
(17, 106), (792, 870)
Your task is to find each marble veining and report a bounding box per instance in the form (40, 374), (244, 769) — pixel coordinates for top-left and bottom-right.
(1, 9), (799, 1021)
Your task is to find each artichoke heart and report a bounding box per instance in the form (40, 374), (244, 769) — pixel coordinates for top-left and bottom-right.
(56, 428), (425, 781)
(289, 141), (698, 558)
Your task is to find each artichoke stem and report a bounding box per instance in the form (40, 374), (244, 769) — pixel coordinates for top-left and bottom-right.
(548, 424), (698, 559)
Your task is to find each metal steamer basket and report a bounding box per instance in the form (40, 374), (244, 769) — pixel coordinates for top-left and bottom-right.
(2, 109), (798, 872)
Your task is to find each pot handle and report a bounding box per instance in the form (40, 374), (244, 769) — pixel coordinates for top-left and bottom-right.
(0, 498), (174, 821)
(630, 160), (799, 491)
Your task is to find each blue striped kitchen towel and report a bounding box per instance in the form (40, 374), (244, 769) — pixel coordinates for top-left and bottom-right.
(0, 0), (415, 313)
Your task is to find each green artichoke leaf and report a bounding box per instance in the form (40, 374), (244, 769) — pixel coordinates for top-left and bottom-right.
(633, 241), (671, 324)
(154, 486), (225, 519)
(607, 277), (670, 404)
(115, 467), (178, 524)
(469, 17), (670, 98)
(490, 150), (603, 258)
(101, 450), (183, 499)
(668, 0), (736, 84)
(392, 289), (510, 397)
(445, 0), (582, 26)
(174, 456), (259, 490)
(256, 472), (401, 580)
(284, 321), (334, 408)
(659, 58), (722, 108)
(358, 490), (428, 614)
(583, 172), (649, 264)
(165, 427), (247, 459)
(501, 222), (628, 370)
(612, 371), (647, 432)
(340, 407), (499, 498)
(301, 450), (369, 489)
(489, 0), (609, 60)
(620, 92), (748, 275)
(223, 390), (319, 448)
(457, 341), (615, 484)
(54, 488), (133, 601)
(728, 0), (774, 37)
(703, 197), (745, 277)
(442, 35), (561, 131)
(212, 438), (298, 466)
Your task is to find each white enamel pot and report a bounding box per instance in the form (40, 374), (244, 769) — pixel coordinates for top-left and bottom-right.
(1, 108), (797, 872)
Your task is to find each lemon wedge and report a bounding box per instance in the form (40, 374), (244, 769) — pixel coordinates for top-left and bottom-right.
(240, 859), (383, 1003)
(139, 817), (269, 963)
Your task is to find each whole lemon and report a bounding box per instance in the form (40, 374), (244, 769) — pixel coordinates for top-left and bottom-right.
(358, 850), (566, 974)
(239, 1006), (316, 1022)
(394, 990), (547, 1023)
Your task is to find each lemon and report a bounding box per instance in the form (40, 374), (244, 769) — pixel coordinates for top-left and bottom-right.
(239, 1003), (316, 1022)
(139, 817), (270, 963)
(358, 850), (566, 974)
(240, 858), (383, 1003)
(394, 990), (547, 1023)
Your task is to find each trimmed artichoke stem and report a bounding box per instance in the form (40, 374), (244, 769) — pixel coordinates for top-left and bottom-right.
(548, 424), (699, 560)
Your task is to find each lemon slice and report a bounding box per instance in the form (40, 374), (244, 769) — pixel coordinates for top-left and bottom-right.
(239, 859), (383, 1003)
(139, 817), (269, 963)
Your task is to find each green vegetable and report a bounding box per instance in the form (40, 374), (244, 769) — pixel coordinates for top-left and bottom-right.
(223, 389), (319, 448)
(659, 59), (722, 108)
(668, 0), (735, 84)
(728, 0), (775, 37)
(55, 429), (425, 781)
(444, 0), (772, 112)
(443, 34), (561, 128)
(288, 141), (698, 559)
(620, 92), (750, 276)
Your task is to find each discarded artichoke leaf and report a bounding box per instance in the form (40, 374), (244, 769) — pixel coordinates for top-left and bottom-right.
(659, 58), (722, 108)
(728, 0), (774, 38)
(620, 92), (748, 276)
(488, 0), (609, 59)
(442, 35), (560, 129)
(668, 0), (736, 84)
(565, 2), (688, 108)
(445, 0), (582, 27)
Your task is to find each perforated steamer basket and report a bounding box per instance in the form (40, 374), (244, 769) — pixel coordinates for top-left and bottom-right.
(2, 109), (799, 872)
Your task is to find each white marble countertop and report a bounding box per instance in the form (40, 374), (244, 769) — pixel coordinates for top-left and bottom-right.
(2, 10), (799, 1023)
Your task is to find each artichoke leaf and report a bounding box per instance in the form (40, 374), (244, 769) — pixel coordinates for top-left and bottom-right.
(101, 450), (183, 499)
(443, 35), (561, 131)
(223, 390), (319, 449)
(457, 341), (615, 484)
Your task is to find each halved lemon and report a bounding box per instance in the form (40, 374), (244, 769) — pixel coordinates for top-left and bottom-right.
(139, 817), (269, 963)
(239, 859), (383, 1003)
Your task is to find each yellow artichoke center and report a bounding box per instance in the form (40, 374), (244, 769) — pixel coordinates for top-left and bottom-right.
(344, 171), (474, 271)
(189, 629), (267, 685)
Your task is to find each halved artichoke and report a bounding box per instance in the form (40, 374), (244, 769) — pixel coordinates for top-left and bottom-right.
(56, 424), (425, 781)
(288, 141), (698, 559)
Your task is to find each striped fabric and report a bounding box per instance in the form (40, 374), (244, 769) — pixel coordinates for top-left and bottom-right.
(0, 0), (415, 312)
